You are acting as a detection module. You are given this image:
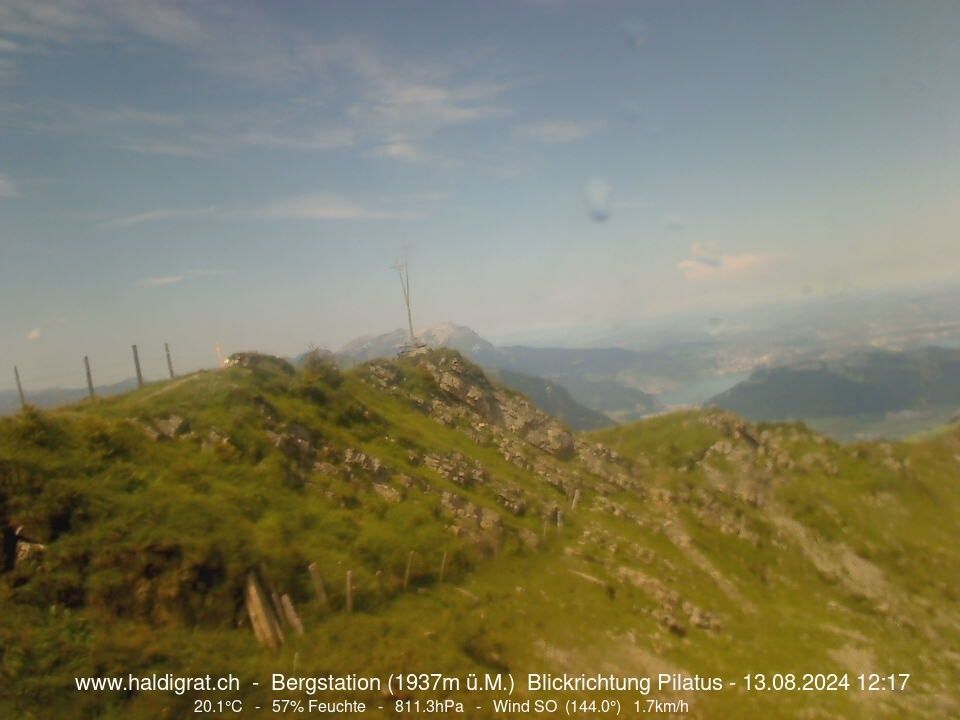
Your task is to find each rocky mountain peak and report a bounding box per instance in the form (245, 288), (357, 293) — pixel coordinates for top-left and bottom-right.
(339, 323), (498, 363)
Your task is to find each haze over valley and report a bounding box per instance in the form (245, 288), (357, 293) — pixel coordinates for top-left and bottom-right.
(10, 283), (960, 441)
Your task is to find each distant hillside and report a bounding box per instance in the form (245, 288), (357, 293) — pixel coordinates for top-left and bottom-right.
(0, 378), (139, 416)
(488, 368), (614, 430)
(339, 323), (676, 420)
(551, 376), (664, 421)
(2, 349), (958, 717)
(339, 325), (612, 429)
(710, 346), (960, 438)
(494, 343), (710, 395)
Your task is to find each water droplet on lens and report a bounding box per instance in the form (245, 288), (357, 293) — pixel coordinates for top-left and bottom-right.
(583, 178), (612, 222)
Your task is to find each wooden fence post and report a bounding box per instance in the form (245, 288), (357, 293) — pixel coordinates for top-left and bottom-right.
(132, 345), (144, 388)
(308, 562), (330, 612)
(83, 356), (95, 400)
(13, 366), (25, 409)
(345, 570), (353, 614)
(270, 590), (286, 627)
(244, 572), (284, 650)
(165, 342), (176, 379)
(571, 489), (581, 510)
(281, 594), (304, 636)
(403, 550), (415, 591)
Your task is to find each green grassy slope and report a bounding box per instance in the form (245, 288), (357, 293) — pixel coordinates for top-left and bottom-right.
(1, 350), (957, 718)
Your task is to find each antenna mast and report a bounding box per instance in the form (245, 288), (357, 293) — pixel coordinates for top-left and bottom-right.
(393, 261), (417, 346)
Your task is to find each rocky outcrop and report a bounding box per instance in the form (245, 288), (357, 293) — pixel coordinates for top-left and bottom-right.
(225, 353), (294, 375)
(155, 415), (189, 438)
(202, 427), (232, 451)
(492, 486), (527, 516)
(342, 448), (389, 477)
(372, 483), (403, 503)
(493, 436), (532, 471)
(137, 415), (189, 441)
(15, 536), (45, 568)
(523, 422), (575, 458)
(440, 491), (502, 537)
(1, 525), (45, 573)
(268, 423), (316, 467)
(416, 350), (576, 460)
(427, 355), (502, 423)
(366, 361), (403, 389)
(422, 452), (488, 487)
(616, 565), (721, 635)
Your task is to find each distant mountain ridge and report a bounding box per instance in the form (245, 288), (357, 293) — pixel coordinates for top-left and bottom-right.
(709, 346), (960, 437)
(338, 323), (665, 426)
(487, 368), (614, 430)
(2, 323), (658, 429)
(0, 378), (139, 416)
(340, 324), (499, 363)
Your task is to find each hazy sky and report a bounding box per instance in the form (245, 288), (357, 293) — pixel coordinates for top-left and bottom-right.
(2, 0), (960, 387)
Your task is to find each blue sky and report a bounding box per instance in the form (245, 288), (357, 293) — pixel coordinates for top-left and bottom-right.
(2, 0), (960, 387)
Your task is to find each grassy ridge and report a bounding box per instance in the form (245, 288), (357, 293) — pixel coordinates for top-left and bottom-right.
(1, 351), (958, 718)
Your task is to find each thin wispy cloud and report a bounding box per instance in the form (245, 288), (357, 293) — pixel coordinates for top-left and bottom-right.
(86, 106), (185, 128)
(522, 0), (568, 9)
(352, 77), (507, 131)
(105, 190), (429, 228)
(253, 193), (421, 221)
(307, 39), (510, 162)
(4, 8), (510, 162)
(23, 101), (211, 157)
(138, 269), (232, 288)
(515, 120), (599, 143)
(139, 275), (184, 288)
(115, 140), (208, 158)
(368, 139), (430, 163)
(0, 1), (100, 44)
(104, 206), (218, 228)
(0, 173), (19, 198)
(677, 244), (772, 281)
(238, 127), (356, 152)
(0, 0), (207, 57)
